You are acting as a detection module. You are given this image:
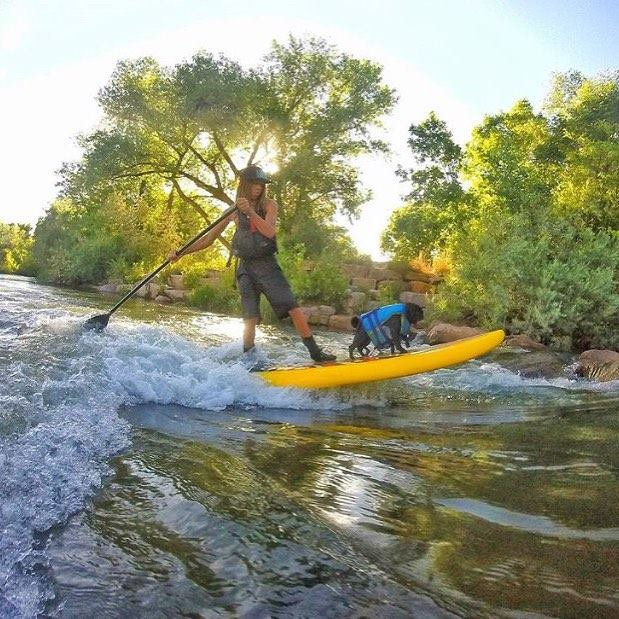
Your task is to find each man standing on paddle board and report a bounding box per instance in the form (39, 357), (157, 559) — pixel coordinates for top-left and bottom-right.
(168, 166), (336, 363)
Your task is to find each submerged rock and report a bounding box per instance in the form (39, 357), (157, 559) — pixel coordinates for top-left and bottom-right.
(496, 349), (569, 379)
(576, 350), (619, 382)
(503, 334), (547, 351)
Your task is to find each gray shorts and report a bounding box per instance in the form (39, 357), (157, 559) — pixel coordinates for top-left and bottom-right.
(236, 256), (299, 320)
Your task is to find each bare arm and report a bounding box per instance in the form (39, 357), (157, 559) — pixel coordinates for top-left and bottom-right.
(238, 198), (277, 238)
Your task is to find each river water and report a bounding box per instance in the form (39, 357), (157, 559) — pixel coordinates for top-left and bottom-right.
(1, 274), (618, 618)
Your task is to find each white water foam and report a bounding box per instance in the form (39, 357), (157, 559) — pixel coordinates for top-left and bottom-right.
(404, 359), (619, 395)
(85, 323), (369, 412)
(0, 320), (130, 616)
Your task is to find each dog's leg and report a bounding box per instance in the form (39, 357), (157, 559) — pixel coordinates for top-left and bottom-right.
(396, 335), (409, 352)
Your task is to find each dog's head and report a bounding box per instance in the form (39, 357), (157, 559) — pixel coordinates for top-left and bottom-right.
(404, 302), (424, 325)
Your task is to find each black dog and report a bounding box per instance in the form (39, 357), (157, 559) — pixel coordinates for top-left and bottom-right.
(349, 302), (424, 359)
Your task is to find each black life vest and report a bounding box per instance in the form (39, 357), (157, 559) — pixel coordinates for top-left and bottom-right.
(231, 205), (277, 259)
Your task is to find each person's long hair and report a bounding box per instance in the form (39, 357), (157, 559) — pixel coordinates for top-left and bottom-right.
(236, 179), (267, 215)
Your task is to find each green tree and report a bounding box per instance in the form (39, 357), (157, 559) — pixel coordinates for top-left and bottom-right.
(386, 72), (619, 351)
(463, 100), (557, 218)
(0, 223), (34, 274)
(57, 36), (395, 255)
(37, 36), (394, 285)
(381, 112), (466, 259)
(546, 72), (619, 232)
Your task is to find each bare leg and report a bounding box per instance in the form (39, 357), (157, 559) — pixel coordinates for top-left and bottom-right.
(288, 307), (312, 338)
(243, 318), (259, 351)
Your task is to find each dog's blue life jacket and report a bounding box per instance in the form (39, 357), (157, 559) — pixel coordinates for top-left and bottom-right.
(359, 303), (412, 349)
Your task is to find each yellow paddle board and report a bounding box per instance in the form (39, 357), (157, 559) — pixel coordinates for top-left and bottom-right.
(257, 329), (505, 389)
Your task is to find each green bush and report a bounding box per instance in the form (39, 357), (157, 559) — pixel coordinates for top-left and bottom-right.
(187, 281), (241, 315)
(273, 242), (349, 310)
(295, 255), (349, 311)
(377, 279), (407, 306)
(273, 242), (309, 293)
(433, 211), (619, 350)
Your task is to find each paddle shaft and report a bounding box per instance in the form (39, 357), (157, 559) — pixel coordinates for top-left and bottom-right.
(106, 205), (237, 317)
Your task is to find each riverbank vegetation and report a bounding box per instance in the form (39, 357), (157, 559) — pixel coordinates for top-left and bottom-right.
(32, 36), (388, 283)
(0, 223), (35, 275)
(4, 36), (617, 352)
(383, 71), (619, 350)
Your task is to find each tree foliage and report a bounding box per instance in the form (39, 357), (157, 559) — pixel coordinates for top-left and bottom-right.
(381, 112), (466, 257)
(383, 72), (619, 350)
(0, 223), (34, 274)
(37, 36), (394, 286)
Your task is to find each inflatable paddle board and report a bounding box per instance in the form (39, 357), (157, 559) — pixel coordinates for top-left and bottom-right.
(257, 329), (505, 389)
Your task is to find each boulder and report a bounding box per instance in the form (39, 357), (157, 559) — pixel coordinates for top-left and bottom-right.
(164, 288), (187, 301)
(303, 306), (325, 326)
(503, 334), (547, 351)
(300, 305), (318, 318)
(351, 277), (377, 290)
(134, 286), (149, 298)
(498, 349), (568, 379)
(369, 267), (399, 281)
(345, 291), (367, 314)
(343, 263), (370, 279)
(168, 274), (185, 289)
(329, 314), (355, 332)
(399, 291), (428, 307)
(155, 295), (172, 304)
(146, 283), (161, 299)
(576, 350), (619, 382)
(308, 305), (336, 326)
(427, 322), (484, 344)
(318, 305), (336, 316)
(404, 270), (434, 283)
(307, 314), (321, 326)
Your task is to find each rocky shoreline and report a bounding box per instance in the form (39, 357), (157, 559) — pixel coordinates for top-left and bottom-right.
(96, 261), (437, 330)
(94, 263), (619, 383)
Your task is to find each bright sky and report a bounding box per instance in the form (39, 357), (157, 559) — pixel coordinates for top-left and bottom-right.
(0, 0), (617, 258)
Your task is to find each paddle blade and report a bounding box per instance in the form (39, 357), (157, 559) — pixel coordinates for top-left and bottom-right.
(84, 313), (110, 330)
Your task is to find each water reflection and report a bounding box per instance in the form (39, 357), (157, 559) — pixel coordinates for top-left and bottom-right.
(46, 401), (619, 617)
